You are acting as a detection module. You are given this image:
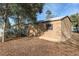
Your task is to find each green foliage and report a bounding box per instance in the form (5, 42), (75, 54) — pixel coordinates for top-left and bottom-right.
(0, 3), (44, 20)
(46, 10), (54, 19)
(70, 13), (79, 27)
(18, 3), (44, 22)
(0, 3), (44, 37)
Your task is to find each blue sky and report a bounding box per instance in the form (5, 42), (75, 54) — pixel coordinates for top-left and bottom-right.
(2, 3), (79, 26)
(37, 3), (79, 21)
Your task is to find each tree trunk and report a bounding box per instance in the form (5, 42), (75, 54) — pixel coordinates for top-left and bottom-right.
(3, 4), (9, 42)
(17, 15), (23, 37)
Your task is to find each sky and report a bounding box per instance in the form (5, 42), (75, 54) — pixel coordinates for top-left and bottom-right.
(1, 3), (79, 26)
(0, 3), (79, 31)
(37, 3), (79, 21)
(7, 3), (79, 25)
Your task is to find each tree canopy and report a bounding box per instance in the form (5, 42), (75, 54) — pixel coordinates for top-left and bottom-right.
(46, 10), (53, 19)
(0, 3), (44, 37)
(70, 13), (79, 32)
(71, 13), (79, 27)
(0, 3), (44, 22)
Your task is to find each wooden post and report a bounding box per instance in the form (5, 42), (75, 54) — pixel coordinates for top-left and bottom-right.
(2, 31), (4, 42)
(2, 23), (5, 42)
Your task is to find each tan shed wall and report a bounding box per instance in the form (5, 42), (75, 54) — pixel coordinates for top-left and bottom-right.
(50, 21), (61, 40)
(39, 21), (62, 42)
(61, 17), (72, 41)
(39, 17), (72, 42)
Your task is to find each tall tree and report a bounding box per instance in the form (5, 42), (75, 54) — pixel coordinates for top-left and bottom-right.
(10, 3), (44, 36)
(46, 10), (53, 19)
(0, 3), (44, 37)
(71, 13), (79, 32)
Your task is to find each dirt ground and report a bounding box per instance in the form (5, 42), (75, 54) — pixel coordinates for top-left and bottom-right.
(0, 33), (79, 56)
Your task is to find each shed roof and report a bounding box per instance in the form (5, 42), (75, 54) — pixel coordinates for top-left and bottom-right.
(37, 16), (71, 23)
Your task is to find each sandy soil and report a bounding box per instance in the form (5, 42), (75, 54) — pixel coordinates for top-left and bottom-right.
(0, 33), (79, 56)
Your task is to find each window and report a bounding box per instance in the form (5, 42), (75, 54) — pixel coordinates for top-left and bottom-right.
(46, 23), (53, 30)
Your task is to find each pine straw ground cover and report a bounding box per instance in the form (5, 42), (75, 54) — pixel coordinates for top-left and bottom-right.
(0, 33), (79, 56)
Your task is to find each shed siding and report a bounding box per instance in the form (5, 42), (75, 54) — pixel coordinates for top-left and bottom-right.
(39, 16), (72, 42)
(61, 17), (72, 41)
(39, 21), (62, 42)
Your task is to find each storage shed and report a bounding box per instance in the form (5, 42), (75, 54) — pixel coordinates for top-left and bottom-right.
(39, 16), (72, 42)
